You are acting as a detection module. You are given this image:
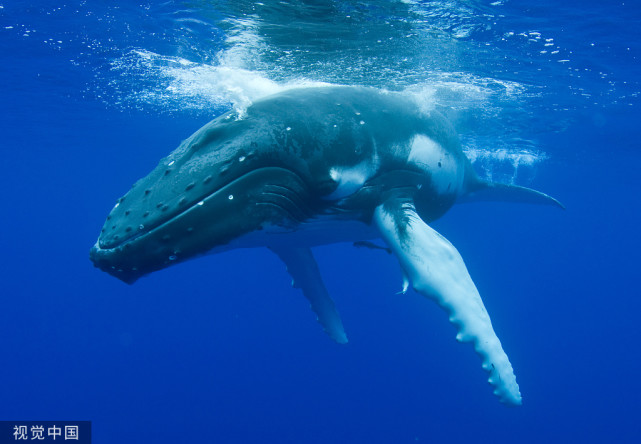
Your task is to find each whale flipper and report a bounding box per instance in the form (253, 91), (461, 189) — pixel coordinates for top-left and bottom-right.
(373, 198), (522, 405)
(271, 247), (348, 344)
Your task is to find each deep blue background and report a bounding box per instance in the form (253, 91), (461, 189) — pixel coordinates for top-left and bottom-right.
(1, 1), (640, 443)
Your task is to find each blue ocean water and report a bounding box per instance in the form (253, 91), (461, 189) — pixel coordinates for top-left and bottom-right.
(1, 1), (640, 442)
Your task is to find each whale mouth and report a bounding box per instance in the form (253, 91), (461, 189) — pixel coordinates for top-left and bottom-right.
(90, 167), (315, 283)
(89, 189), (224, 283)
(98, 190), (218, 251)
(96, 179), (224, 252)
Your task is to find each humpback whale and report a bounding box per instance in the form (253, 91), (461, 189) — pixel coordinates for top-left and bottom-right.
(90, 86), (563, 405)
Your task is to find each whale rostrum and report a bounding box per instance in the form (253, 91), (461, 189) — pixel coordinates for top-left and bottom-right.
(90, 86), (563, 405)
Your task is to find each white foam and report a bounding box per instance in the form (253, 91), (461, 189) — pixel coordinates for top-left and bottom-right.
(404, 73), (530, 118)
(465, 147), (546, 167)
(464, 145), (547, 184)
(110, 48), (332, 115)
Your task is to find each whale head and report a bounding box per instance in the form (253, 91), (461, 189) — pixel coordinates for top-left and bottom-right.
(89, 112), (319, 283)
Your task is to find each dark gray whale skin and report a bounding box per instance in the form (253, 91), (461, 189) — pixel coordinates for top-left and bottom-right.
(90, 87), (558, 283)
(90, 86), (560, 283)
(91, 87), (464, 282)
(90, 86), (562, 405)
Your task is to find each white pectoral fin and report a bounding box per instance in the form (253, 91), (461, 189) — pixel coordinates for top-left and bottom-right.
(373, 200), (522, 405)
(270, 247), (348, 344)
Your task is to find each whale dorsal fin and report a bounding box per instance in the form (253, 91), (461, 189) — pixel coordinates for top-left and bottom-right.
(270, 246), (348, 344)
(373, 196), (522, 405)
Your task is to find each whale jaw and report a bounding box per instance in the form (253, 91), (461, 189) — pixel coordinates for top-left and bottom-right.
(90, 167), (318, 282)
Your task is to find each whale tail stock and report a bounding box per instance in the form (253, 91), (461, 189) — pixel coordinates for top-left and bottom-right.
(459, 167), (565, 209)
